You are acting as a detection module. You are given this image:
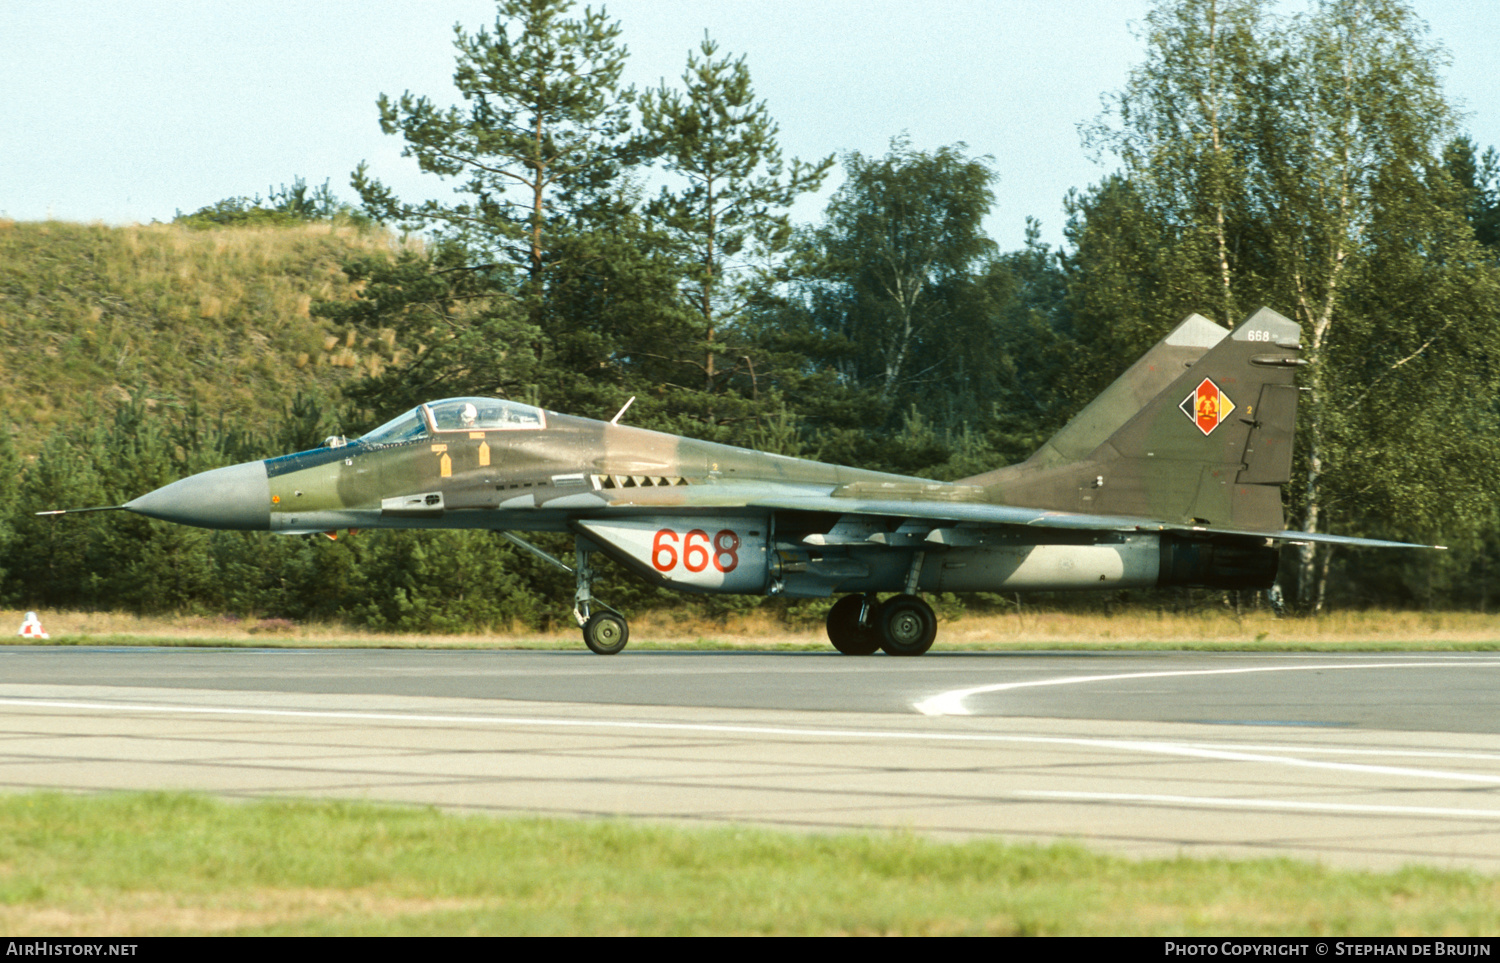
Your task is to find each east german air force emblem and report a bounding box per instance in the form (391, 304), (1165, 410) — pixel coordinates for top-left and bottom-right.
(1179, 377), (1236, 436)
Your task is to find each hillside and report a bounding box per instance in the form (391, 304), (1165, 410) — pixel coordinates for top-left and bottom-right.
(0, 218), (415, 450)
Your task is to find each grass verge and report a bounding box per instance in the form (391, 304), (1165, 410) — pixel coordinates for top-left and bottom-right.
(2, 792), (1499, 936)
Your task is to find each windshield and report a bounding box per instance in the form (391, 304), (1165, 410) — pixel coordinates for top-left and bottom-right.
(426, 397), (546, 432)
(358, 408), (428, 446)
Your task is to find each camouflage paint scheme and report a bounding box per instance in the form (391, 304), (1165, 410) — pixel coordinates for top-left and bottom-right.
(110, 307), (1429, 654)
(265, 399), (922, 536)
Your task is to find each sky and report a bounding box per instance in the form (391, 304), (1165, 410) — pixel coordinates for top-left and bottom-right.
(4, 0), (1497, 251)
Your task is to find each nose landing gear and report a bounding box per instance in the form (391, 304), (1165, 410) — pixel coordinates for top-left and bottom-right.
(498, 531), (631, 655)
(574, 543), (630, 655)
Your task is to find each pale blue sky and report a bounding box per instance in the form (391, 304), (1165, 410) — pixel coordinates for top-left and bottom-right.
(3, 0), (1495, 250)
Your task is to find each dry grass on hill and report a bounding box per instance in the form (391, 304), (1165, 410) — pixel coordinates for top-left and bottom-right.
(0, 219), (419, 444)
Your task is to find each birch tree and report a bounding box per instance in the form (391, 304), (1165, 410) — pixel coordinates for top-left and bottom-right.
(1081, 0), (1500, 608)
(1087, 0), (1266, 327)
(805, 139), (997, 410)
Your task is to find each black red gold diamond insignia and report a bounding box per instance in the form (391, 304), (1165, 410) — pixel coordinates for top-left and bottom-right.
(1179, 377), (1236, 436)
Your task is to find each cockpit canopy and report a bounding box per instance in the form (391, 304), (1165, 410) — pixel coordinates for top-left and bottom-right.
(358, 397), (547, 447)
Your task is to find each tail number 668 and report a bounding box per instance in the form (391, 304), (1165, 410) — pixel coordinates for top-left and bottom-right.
(651, 528), (740, 574)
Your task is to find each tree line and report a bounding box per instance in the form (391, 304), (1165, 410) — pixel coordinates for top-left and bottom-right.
(7, 0), (1500, 626)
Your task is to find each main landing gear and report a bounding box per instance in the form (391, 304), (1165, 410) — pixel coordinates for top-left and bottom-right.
(825, 593), (937, 656)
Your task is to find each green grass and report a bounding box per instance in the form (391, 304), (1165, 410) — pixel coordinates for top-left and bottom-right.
(2, 792), (1499, 935)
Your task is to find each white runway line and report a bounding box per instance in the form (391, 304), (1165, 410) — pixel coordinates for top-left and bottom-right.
(4, 695), (1500, 786)
(1017, 790), (1500, 821)
(912, 659), (1500, 716)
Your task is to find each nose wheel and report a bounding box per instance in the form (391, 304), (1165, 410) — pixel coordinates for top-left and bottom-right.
(582, 611), (630, 655)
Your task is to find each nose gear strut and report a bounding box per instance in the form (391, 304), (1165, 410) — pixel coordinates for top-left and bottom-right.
(497, 531), (631, 655)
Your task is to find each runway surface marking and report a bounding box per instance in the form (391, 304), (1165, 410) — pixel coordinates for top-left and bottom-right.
(6, 695), (1500, 789)
(1018, 791), (1500, 821)
(9, 685), (1500, 867)
(913, 659), (1500, 716)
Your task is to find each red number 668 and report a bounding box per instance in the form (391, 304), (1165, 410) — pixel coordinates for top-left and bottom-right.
(651, 528), (739, 573)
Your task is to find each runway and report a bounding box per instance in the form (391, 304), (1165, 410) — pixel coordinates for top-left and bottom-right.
(3, 647), (1500, 870)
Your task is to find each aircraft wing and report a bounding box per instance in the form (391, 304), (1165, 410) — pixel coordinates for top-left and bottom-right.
(634, 483), (1440, 550)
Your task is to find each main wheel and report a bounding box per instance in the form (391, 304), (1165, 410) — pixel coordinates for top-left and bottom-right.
(877, 594), (936, 656)
(582, 612), (630, 655)
(826, 594), (880, 655)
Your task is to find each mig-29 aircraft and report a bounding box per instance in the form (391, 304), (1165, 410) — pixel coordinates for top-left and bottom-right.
(46, 307), (1429, 655)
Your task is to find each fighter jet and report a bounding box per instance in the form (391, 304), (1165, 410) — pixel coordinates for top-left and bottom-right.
(46, 307), (1430, 655)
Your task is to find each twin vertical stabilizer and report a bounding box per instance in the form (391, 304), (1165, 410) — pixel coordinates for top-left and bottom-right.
(962, 307), (1303, 532)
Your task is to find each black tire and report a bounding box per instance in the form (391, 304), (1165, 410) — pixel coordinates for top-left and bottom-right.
(582, 612), (630, 655)
(826, 594), (880, 655)
(877, 594), (936, 656)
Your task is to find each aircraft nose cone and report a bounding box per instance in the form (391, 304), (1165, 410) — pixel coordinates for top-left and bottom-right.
(124, 461), (271, 531)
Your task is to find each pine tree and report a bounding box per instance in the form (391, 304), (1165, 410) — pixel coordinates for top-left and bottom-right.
(354, 0), (636, 295)
(337, 1), (704, 422)
(639, 35), (832, 406)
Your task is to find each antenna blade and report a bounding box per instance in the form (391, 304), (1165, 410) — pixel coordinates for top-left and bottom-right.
(609, 396), (636, 425)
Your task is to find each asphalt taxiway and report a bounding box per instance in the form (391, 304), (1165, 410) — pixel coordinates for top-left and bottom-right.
(3, 647), (1500, 870)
